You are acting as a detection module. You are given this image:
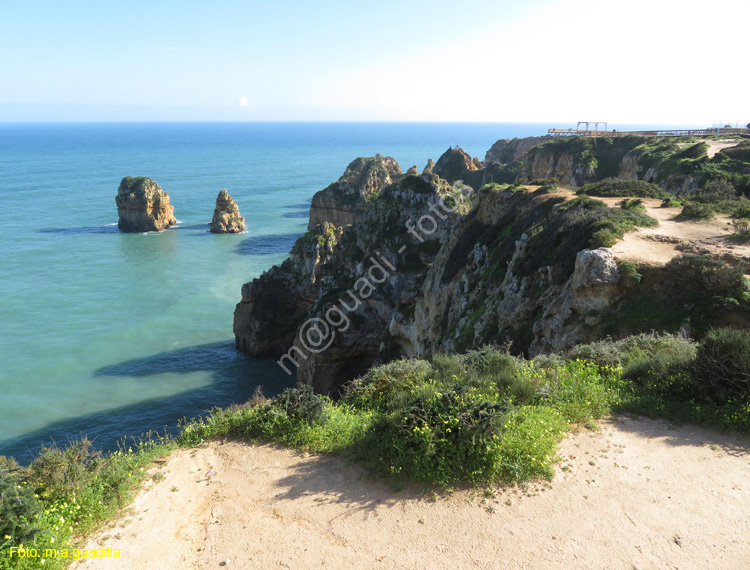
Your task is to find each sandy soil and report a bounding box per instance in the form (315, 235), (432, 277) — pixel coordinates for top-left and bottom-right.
(546, 189), (750, 268)
(677, 140), (741, 159)
(605, 198), (750, 268)
(71, 417), (749, 570)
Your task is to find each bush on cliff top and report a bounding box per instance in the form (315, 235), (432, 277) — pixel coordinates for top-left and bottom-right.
(578, 178), (670, 199)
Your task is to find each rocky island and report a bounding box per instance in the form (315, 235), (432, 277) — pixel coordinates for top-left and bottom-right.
(210, 189), (245, 233)
(115, 176), (176, 232)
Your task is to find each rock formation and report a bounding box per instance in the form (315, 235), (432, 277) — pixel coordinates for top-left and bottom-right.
(116, 177), (176, 232)
(484, 136), (548, 164)
(307, 154), (402, 229)
(210, 189), (245, 233)
(235, 172), (470, 393)
(234, 133), (750, 396)
(433, 147), (481, 182)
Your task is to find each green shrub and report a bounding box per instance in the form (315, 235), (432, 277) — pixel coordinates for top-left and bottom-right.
(665, 256), (747, 310)
(694, 328), (750, 402)
(498, 406), (567, 481)
(462, 346), (519, 378)
(578, 179), (669, 199)
(678, 202), (714, 220)
(345, 359), (433, 410)
(618, 198), (646, 212)
(0, 457), (41, 544)
(272, 384), (327, 425)
(26, 438), (102, 501)
(622, 349), (697, 400)
(690, 179), (737, 203)
(357, 388), (511, 485)
(617, 259), (642, 284)
(534, 360), (618, 422)
(675, 142), (708, 160)
(661, 196), (683, 208)
(590, 228), (619, 247)
(567, 332), (696, 369)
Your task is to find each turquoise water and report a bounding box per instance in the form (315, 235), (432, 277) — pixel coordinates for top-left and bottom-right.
(0, 122), (552, 462)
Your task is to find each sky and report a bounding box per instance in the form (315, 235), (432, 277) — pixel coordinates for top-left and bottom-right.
(0, 0), (747, 124)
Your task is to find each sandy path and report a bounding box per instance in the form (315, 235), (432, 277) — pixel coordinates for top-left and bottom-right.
(605, 198), (750, 267)
(545, 189), (750, 267)
(71, 417), (750, 570)
(677, 140), (741, 159)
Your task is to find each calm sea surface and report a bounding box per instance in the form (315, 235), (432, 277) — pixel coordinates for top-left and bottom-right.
(0, 122), (554, 462)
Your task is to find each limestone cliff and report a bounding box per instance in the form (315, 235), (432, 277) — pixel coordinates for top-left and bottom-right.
(392, 188), (628, 359)
(235, 172), (471, 393)
(233, 134), (750, 395)
(307, 154), (402, 229)
(431, 147), (522, 189)
(234, 162), (633, 394)
(484, 136), (548, 164)
(211, 189), (245, 233)
(116, 176), (176, 232)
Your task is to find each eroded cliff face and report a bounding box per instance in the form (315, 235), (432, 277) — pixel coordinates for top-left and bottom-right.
(234, 134), (747, 394)
(115, 177), (176, 232)
(484, 137), (548, 164)
(235, 172), (472, 393)
(233, 222), (342, 357)
(211, 189), (245, 233)
(307, 154), (402, 229)
(235, 165), (633, 394)
(521, 146), (596, 186)
(392, 188), (627, 359)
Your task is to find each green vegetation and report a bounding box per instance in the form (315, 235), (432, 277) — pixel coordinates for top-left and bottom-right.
(1, 434), (173, 570)
(5, 330), (750, 569)
(578, 179), (670, 199)
(618, 198), (646, 212)
(678, 202), (715, 220)
(661, 196), (683, 208)
(602, 256), (750, 338)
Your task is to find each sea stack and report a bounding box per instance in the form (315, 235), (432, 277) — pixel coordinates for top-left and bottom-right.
(210, 189), (245, 233)
(115, 176), (176, 232)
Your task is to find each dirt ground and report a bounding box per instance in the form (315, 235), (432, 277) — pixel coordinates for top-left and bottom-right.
(678, 140), (740, 159)
(547, 189), (750, 268)
(71, 417), (749, 570)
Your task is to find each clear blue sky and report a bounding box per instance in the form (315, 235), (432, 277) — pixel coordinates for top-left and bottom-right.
(1, 0), (747, 123)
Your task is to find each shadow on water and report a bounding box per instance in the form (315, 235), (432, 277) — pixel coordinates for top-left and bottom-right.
(39, 225), (120, 235)
(174, 223), (211, 232)
(281, 210), (309, 219)
(283, 203), (311, 209)
(0, 341), (296, 465)
(234, 233), (302, 256)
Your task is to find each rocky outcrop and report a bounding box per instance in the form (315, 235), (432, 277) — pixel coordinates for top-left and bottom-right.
(430, 147), (524, 190)
(235, 172), (471, 394)
(393, 188), (629, 360)
(234, 158), (633, 394)
(307, 154), (402, 230)
(234, 134), (750, 395)
(210, 189), (245, 233)
(521, 145), (596, 186)
(234, 222), (342, 357)
(484, 136), (548, 165)
(530, 249), (622, 354)
(115, 176), (176, 232)
(433, 147), (482, 182)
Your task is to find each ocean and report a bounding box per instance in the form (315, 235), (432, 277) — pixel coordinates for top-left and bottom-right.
(0, 121), (555, 463)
